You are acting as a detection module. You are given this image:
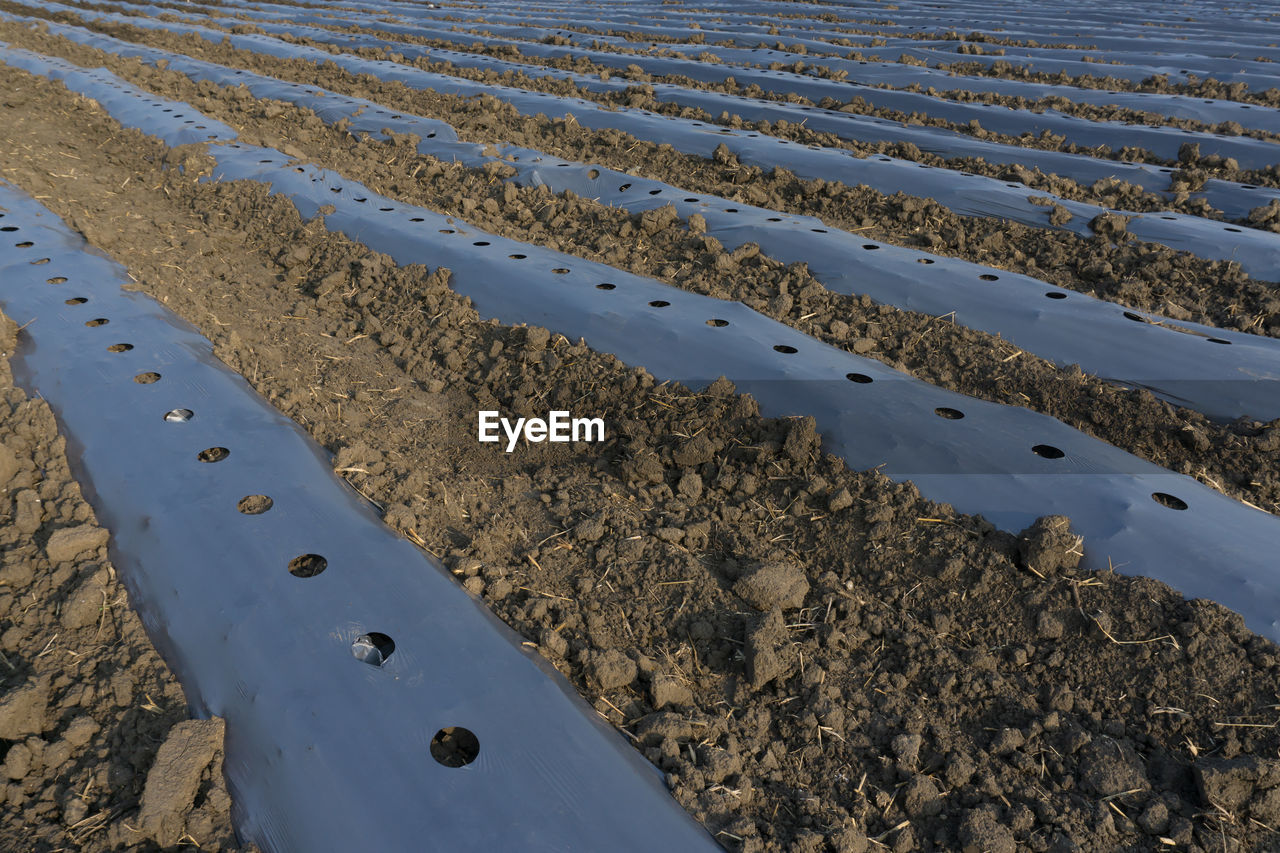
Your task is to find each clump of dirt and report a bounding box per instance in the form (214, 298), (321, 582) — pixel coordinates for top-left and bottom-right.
(0, 310), (250, 851)
(2, 61), (1279, 852)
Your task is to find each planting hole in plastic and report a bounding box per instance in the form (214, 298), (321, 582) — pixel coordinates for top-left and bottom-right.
(134, 372), (161, 385)
(846, 373), (873, 384)
(164, 409), (193, 423)
(288, 554), (328, 578)
(1152, 492), (1189, 511)
(934, 407), (964, 419)
(107, 343), (133, 353)
(1033, 444), (1066, 459)
(237, 495), (273, 514)
(351, 632), (395, 666)
(198, 447), (230, 463)
(430, 727), (480, 768)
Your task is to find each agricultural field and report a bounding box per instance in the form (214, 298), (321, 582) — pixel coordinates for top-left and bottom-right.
(1, 0), (1279, 850)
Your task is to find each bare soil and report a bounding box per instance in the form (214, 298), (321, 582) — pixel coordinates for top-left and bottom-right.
(0, 306), (249, 851)
(1, 53), (1279, 853)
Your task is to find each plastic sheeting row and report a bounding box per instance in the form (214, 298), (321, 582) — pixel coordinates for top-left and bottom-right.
(20, 4), (1280, 281)
(5, 45), (1278, 644)
(121, 1), (1280, 219)
(80, 0), (1280, 172)
(10, 25), (1278, 425)
(0, 180), (719, 850)
(26, 3), (1280, 222)
(278, 0), (1280, 85)
(484, 0), (1280, 61)
(238, 0), (1280, 129)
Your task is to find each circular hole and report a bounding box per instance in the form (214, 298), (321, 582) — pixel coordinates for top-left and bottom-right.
(197, 447), (230, 463)
(0, 226), (17, 232)
(588, 168), (600, 179)
(1160, 215), (1176, 220)
(508, 253), (526, 259)
(30, 258), (50, 265)
(163, 408), (193, 423)
(862, 244), (880, 250)
(1123, 311), (1147, 323)
(15, 241), (34, 248)
(237, 494), (273, 514)
(767, 217), (783, 222)
(133, 372), (161, 384)
(773, 344), (798, 353)
(1207, 337), (1231, 345)
(438, 229), (454, 234)
(596, 283), (616, 290)
(979, 274), (999, 281)
(1151, 492), (1188, 511)
(1224, 227), (1241, 233)
(64, 297), (88, 305)
(1032, 444), (1065, 459)
(619, 183), (632, 191)
(811, 228), (828, 233)
(846, 372), (873, 384)
(934, 407), (964, 419)
(351, 632), (395, 666)
(706, 318), (728, 327)
(85, 318), (109, 327)
(472, 240), (490, 246)
(1045, 292), (1067, 299)
(649, 300), (670, 307)
(430, 727), (479, 768)
(552, 268), (570, 274)
(107, 343), (133, 353)
(288, 553), (327, 578)
(409, 217), (424, 222)
(916, 258), (934, 265)
(649, 189), (662, 196)
(46, 277), (67, 284)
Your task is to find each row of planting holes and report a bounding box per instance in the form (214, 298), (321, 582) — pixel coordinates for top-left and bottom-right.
(71, 75), (215, 132)
(182, 163), (1208, 503)
(601, 179), (1233, 339)
(9, 222), (477, 768)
